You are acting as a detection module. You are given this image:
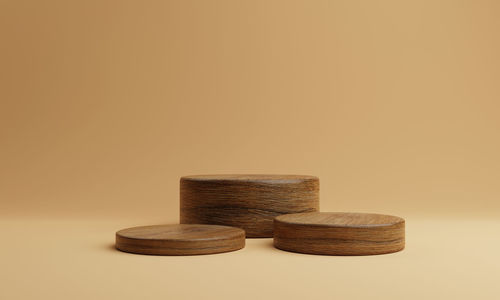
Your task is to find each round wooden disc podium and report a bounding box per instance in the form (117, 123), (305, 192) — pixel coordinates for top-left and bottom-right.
(274, 212), (405, 255)
(116, 224), (245, 255)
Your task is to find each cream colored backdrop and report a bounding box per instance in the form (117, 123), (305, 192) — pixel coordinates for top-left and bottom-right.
(1, 0), (499, 219)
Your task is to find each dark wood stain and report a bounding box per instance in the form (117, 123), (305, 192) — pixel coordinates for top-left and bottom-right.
(273, 212), (405, 255)
(115, 224), (245, 255)
(180, 175), (319, 238)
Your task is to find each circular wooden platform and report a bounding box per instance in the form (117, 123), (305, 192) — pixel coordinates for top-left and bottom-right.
(274, 212), (405, 255)
(180, 174), (319, 238)
(115, 224), (245, 255)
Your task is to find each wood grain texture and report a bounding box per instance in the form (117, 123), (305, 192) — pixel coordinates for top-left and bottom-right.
(274, 212), (405, 255)
(116, 224), (245, 255)
(180, 175), (319, 238)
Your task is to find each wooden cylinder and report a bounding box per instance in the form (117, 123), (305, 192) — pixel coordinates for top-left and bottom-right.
(274, 212), (405, 255)
(180, 175), (319, 237)
(116, 224), (245, 255)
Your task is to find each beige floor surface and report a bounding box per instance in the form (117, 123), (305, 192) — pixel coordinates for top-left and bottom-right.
(1, 216), (498, 299)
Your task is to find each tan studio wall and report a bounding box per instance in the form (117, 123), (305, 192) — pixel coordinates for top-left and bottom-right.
(1, 0), (500, 221)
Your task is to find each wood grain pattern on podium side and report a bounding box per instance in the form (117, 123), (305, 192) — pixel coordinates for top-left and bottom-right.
(180, 175), (319, 238)
(274, 212), (405, 255)
(116, 224), (245, 255)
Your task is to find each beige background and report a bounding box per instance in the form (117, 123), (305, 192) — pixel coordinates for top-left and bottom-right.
(1, 0), (499, 299)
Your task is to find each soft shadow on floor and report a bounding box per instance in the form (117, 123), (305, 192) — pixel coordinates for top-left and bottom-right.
(246, 238), (287, 254)
(264, 239), (279, 251)
(106, 243), (118, 252)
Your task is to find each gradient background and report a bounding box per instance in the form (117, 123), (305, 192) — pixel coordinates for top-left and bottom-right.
(1, 0), (499, 299)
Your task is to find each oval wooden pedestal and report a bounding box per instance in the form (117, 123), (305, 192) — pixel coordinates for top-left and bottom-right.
(116, 224), (245, 255)
(274, 212), (405, 255)
(180, 175), (319, 238)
